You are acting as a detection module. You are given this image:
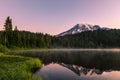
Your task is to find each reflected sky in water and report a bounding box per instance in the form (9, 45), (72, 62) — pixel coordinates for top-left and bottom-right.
(34, 63), (120, 80)
(34, 63), (80, 80)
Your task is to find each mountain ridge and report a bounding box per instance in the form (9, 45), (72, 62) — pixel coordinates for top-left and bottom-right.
(58, 24), (110, 36)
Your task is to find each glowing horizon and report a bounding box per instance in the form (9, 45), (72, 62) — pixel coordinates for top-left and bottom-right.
(0, 0), (120, 35)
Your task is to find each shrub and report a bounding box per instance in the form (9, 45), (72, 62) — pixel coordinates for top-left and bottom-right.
(0, 44), (9, 53)
(34, 58), (42, 68)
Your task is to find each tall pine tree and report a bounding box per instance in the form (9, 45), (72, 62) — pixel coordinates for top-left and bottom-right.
(4, 16), (13, 47)
(4, 16), (13, 31)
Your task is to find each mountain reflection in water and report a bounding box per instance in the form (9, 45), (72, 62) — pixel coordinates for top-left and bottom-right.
(34, 63), (120, 80)
(59, 63), (104, 76)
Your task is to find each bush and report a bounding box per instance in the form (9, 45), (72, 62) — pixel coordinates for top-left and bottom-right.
(0, 44), (9, 53)
(34, 58), (42, 68)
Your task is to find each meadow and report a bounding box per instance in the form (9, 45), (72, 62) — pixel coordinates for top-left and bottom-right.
(0, 53), (42, 80)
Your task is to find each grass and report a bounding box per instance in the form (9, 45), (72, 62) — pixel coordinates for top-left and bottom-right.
(0, 53), (42, 80)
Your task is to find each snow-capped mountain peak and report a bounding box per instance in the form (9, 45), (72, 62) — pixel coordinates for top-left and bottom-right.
(57, 24), (110, 36)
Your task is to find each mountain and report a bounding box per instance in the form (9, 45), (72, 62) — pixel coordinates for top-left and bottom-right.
(58, 24), (110, 36)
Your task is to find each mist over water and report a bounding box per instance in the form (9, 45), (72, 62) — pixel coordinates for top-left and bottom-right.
(8, 49), (120, 80)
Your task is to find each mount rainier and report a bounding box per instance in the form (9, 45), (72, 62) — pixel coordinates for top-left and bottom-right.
(58, 24), (110, 36)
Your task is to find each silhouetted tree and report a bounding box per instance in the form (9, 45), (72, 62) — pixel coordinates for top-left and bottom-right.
(14, 26), (18, 31)
(4, 16), (13, 31)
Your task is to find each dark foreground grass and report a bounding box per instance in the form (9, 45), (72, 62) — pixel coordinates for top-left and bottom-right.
(0, 53), (42, 80)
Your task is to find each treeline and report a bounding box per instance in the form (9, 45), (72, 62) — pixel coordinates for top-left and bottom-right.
(1, 16), (120, 49)
(1, 29), (120, 49)
(54, 29), (120, 48)
(0, 31), (53, 48)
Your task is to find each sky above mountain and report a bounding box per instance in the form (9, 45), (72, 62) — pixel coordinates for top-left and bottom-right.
(0, 0), (120, 35)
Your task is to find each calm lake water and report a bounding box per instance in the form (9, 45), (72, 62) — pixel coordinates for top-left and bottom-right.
(9, 49), (120, 80)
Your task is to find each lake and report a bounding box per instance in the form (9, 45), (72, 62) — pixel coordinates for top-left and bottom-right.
(9, 49), (120, 80)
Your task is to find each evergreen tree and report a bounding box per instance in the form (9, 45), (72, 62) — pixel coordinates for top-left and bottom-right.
(14, 26), (18, 31)
(4, 16), (13, 31)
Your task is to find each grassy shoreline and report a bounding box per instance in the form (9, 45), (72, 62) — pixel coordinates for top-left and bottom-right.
(0, 53), (42, 80)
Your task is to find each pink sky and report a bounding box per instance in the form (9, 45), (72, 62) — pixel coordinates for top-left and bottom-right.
(0, 0), (120, 35)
